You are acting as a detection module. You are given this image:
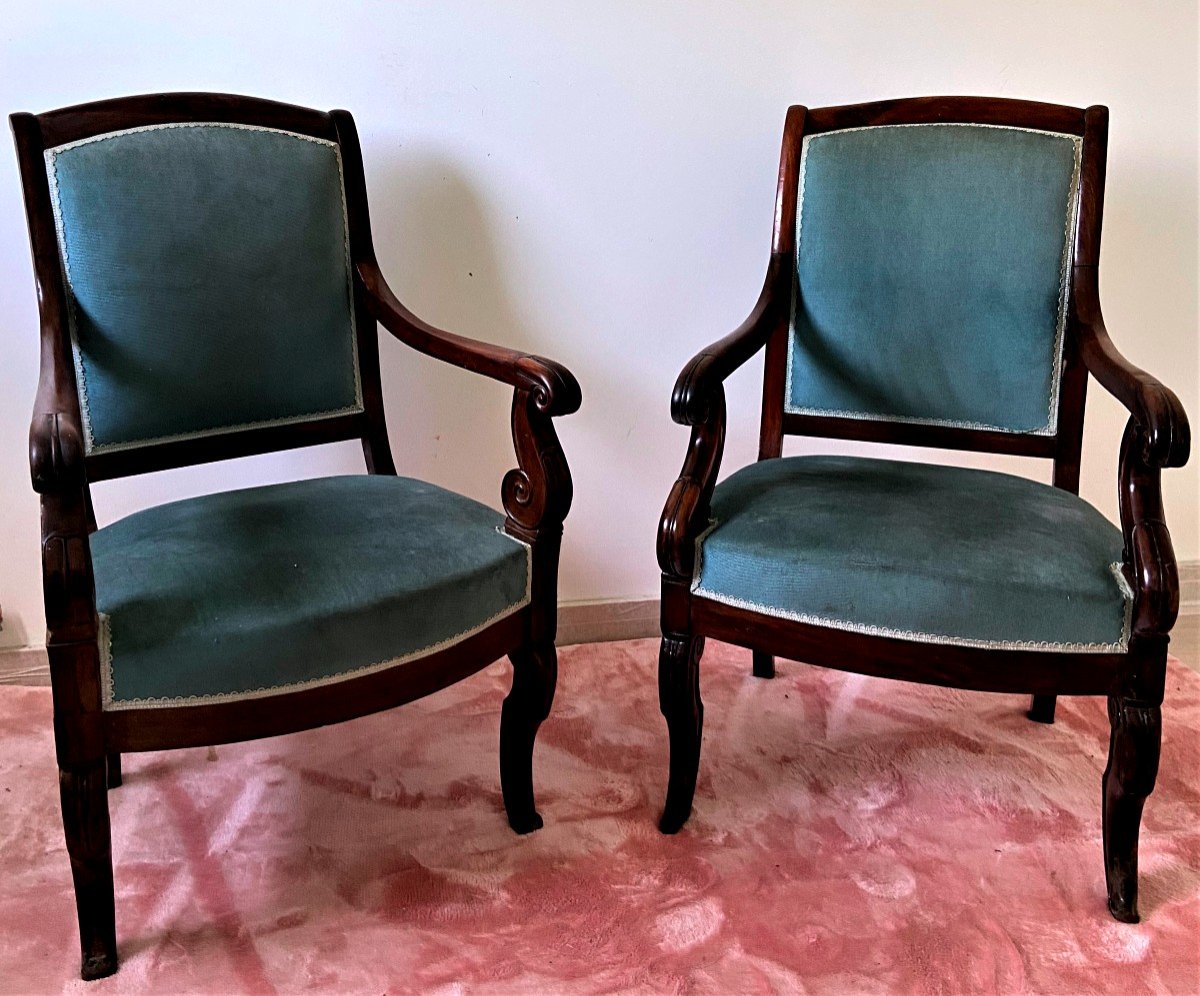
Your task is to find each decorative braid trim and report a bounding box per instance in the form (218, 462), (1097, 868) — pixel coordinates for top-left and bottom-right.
(784, 122), (1083, 437)
(44, 121), (364, 456)
(99, 528), (532, 710)
(692, 519), (1131, 653)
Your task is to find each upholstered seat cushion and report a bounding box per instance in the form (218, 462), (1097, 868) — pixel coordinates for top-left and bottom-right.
(693, 456), (1130, 652)
(91, 475), (530, 709)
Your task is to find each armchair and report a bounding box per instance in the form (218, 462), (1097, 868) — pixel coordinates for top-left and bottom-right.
(657, 97), (1190, 925)
(12, 92), (579, 980)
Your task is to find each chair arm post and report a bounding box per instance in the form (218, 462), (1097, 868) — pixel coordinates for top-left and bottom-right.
(503, 387), (577, 645)
(29, 309), (89, 495)
(657, 389), (727, 580)
(502, 388), (575, 540)
(1118, 419), (1181, 639)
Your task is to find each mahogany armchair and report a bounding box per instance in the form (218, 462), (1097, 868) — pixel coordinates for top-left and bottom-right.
(12, 92), (579, 980)
(657, 97), (1190, 924)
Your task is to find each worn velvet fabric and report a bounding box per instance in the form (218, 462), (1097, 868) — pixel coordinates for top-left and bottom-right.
(694, 456), (1128, 651)
(90, 475), (530, 708)
(46, 123), (361, 453)
(787, 123), (1080, 433)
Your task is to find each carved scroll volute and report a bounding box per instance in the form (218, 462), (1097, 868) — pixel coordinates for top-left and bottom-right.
(1118, 418), (1179, 637)
(31, 411), (86, 494)
(502, 388), (574, 543)
(657, 388), (727, 580)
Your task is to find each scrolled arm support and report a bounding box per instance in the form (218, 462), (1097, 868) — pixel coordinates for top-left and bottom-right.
(657, 389), (726, 579)
(671, 256), (787, 426)
(1118, 419), (1181, 637)
(30, 323), (87, 495)
(502, 387), (574, 540)
(31, 410), (86, 495)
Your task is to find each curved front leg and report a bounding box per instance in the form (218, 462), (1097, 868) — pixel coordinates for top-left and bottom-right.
(500, 641), (558, 834)
(60, 758), (117, 979)
(659, 629), (704, 834)
(656, 395), (723, 836)
(1103, 694), (1162, 922)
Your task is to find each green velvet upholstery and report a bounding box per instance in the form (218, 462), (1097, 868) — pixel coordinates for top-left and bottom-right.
(90, 475), (530, 709)
(46, 123), (361, 453)
(693, 456), (1130, 652)
(788, 124), (1081, 434)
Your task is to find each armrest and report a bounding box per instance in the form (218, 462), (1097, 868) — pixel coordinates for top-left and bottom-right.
(671, 255), (787, 426)
(357, 259), (579, 548)
(30, 329), (86, 495)
(1077, 311), (1190, 470)
(357, 260), (581, 418)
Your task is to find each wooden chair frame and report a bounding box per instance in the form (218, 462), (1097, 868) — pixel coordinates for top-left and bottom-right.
(656, 96), (1191, 924)
(12, 92), (581, 980)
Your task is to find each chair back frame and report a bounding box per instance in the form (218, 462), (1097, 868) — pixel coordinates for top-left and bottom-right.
(755, 97), (1105, 499)
(12, 92), (397, 488)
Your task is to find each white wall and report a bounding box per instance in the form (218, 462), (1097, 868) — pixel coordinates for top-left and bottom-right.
(0, 1), (1196, 649)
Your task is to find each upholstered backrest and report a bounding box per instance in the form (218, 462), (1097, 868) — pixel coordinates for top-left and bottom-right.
(786, 123), (1081, 435)
(46, 122), (362, 454)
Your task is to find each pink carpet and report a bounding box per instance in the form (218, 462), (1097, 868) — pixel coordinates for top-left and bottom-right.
(2, 639), (1198, 994)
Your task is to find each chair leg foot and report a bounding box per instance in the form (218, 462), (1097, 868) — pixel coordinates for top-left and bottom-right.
(752, 651), (775, 680)
(1028, 694), (1057, 724)
(500, 641), (557, 835)
(81, 951), (119, 982)
(60, 762), (118, 979)
(106, 753), (122, 789)
(659, 633), (704, 834)
(1103, 696), (1161, 924)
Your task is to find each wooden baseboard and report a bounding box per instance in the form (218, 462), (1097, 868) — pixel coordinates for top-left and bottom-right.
(1180, 560), (1200, 610)
(557, 598), (659, 646)
(1176, 561), (1200, 672)
(0, 646), (50, 687)
(2, 568), (1195, 687)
